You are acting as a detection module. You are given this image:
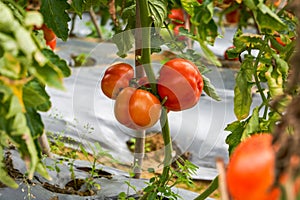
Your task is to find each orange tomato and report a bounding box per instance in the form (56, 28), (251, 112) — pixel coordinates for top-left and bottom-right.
(226, 134), (279, 200)
(114, 87), (161, 130)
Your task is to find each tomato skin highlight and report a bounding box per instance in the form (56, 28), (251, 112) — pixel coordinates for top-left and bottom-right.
(157, 58), (203, 111)
(101, 63), (134, 99)
(226, 134), (278, 200)
(114, 88), (161, 130)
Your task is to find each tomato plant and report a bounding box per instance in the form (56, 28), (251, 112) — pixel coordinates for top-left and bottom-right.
(225, 9), (240, 24)
(224, 46), (239, 61)
(226, 134), (278, 200)
(101, 63), (134, 99)
(157, 58), (204, 111)
(114, 87), (161, 130)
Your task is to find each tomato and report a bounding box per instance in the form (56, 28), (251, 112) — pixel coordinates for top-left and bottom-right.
(197, 0), (203, 3)
(101, 63), (134, 99)
(34, 24), (57, 50)
(157, 58), (204, 111)
(225, 9), (240, 24)
(224, 46), (239, 61)
(168, 9), (185, 25)
(46, 37), (57, 50)
(114, 87), (161, 130)
(173, 25), (186, 41)
(226, 134), (278, 200)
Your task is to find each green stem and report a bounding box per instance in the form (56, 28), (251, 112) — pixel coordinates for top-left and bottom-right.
(138, 0), (157, 94)
(159, 107), (172, 186)
(194, 176), (219, 200)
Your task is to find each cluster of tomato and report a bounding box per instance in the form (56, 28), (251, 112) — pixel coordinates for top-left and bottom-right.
(101, 58), (204, 130)
(226, 134), (300, 200)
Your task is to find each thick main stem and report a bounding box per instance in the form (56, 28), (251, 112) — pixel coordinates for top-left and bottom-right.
(132, 0), (145, 179)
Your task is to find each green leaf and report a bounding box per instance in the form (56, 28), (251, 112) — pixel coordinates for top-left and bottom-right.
(6, 95), (23, 119)
(70, 0), (84, 18)
(15, 27), (37, 57)
(9, 113), (30, 136)
(148, 0), (167, 28)
(225, 121), (245, 155)
(24, 11), (43, 27)
(40, 0), (71, 41)
(23, 80), (51, 112)
(25, 107), (44, 138)
(241, 107), (260, 140)
(202, 75), (221, 101)
(255, 3), (286, 31)
(42, 49), (71, 77)
(199, 40), (221, 66)
(29, 62), (64, 90)
(112, 30), (134, 58)
(265, 65), (283, 97)
(234, 56), (254, 120)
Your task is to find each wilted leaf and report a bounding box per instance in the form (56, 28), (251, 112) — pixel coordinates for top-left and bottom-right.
(241, 107), (260, 140)
(202, 75), (221, 101)
(112, 30), (134, 58)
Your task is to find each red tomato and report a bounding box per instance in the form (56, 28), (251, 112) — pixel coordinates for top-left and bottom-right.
(224, 46), (239, 61)
(226, 134), (278, 200)
(41, 24), (56, 43)
(225, 9), (240, 24)
(114, 87), (161, 130)
(173, 25), (186, 41)
(168, 9), (185, 25)
(46, 37), (57, 50)
(157, 58), (203, 111)
(101, 63), (134, 99)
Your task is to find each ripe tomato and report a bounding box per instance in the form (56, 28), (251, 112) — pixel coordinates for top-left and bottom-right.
(226, 134), (278, 200)
(225, 9), (240, 24)
(224, 46), (239, 61)
(46, 37), (57, 50)
(157, 58), (203, 111)
(34, 24), (57, 50)
(114, 87), (161, 130)
(101, 63), (134, 99)
(168, 9), (185, 25)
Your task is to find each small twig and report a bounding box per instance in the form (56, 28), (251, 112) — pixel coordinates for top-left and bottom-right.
(216, 158), (229, 200)
(38, 131), (53, 158)
(89, 7), (102, 39)
(109, 0), (118, 26)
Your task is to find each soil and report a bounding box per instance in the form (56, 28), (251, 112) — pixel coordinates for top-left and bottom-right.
(50, 132), (221, 199)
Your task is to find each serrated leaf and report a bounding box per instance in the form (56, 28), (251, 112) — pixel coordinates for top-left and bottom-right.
(202, 75), (221, 101)
(23, 80), (51, 111)
(40, 0), (71, 41)
(225, 121), (245, 155)
(148, 0), (167, 28)
(70, 0), (84, 18)
(241, 107), (260, 140)
(42, 49), (71, 77)
(265, 65), (283, 97)
(255, 3), (286, 31)
(112, 30), (134, 58)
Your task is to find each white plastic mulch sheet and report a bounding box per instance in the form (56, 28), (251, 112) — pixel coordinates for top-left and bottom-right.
(41, 38), (261, 181)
